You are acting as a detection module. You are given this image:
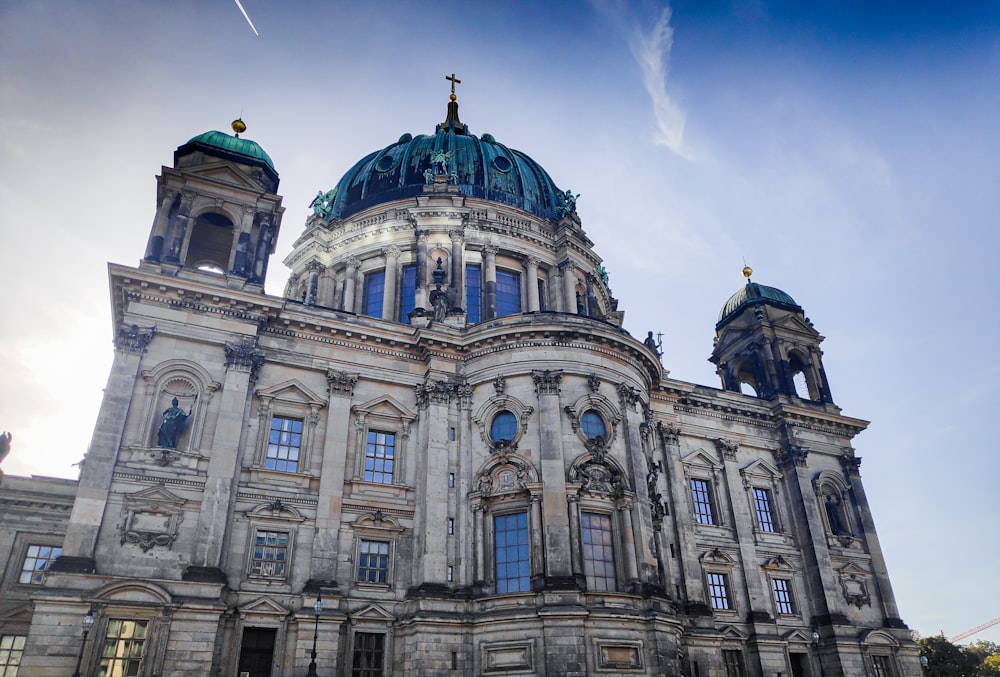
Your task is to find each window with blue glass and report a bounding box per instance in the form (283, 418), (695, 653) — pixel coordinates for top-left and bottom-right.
(399, 264), (416, 323)
(266, 416), (302, 472)
(581, 411), (606, 440)
(362, 270), (385, 318)
(495, 269), (522, 317)
(466, 264), (481, 323)
(490, 411), (517, 444)
(537, 279), (546, 311)
(581, 511), (616, 592)
(364, 431), (395, 484)
(494, 512), (530, 593)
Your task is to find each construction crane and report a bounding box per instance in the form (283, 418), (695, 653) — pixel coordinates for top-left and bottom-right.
(949, 616), (1000, 644)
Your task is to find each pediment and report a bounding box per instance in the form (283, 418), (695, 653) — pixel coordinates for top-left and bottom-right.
(783, 628), (815, 644)
(3, 602), (33, 622)
(352, 395), (416, 422)
(352, 512), (404, 533)
(123, 486), (186, 508)
(701, 548), (735, 565)
(239, 596), (290, 617)
(719, 625), (748, 641)
(350, 603), (394, 622)
(256, 379), (326, 407)
(762, 555), (795, 572)
(682, 448), (723, 470)
(836, 561), (869, 577)
(183, 160), (265, 191)
(95, 580), (172, 604)
(247, 500), (305, 521)
(741, 458), (780, 479)
(860, 629), (898, 647)
(773, 313), (821, 339)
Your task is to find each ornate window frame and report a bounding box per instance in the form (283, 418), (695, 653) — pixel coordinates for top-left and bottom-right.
(740, 459), (792, 544)
(701, 548), (739, 617)
(347, 605), (394, 677)
(350, 395), (416, 489)
(860, 630), (901, 677)
(82, 580), (173, 677)
(252, 379), (326, 477)
(349, 512), (404, 592)
(118, 486), (186, 553)
(242, 501), (305, 583)
(762, 555), (802, 620)
(564, 392), (621, 447)
(813, 471), (862, 549)
(682, 449), (726, 529)
(473, 394), (533, 452)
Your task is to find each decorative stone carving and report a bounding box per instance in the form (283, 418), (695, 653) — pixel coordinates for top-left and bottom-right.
(775, 445), (808, 468)
(617, 382), (641, 408)
(714, 437), (739, 461)
(837, 563), (872, 608)
(326, 369), (358, 396)
(119, 487), (186, 553)
(840, 454), (862, 477)
(415, 379), (454, 408)
(646, 455), (665, 526)
(225, 337), (265, 379)
(657, 422), (681, 445)
(493, 374), (506, 395)
(115, 324), (156, 353)
(588, 373), (601, 393)
(532, 369), (562, 395)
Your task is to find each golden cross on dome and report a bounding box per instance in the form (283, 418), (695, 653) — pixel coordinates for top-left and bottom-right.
(445, 73), (462, 101)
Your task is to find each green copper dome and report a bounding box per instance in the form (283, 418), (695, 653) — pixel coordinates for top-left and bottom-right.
(717, 282), (802, 329)
(175, 130), (278, 187)
(322, 120), (568, 221)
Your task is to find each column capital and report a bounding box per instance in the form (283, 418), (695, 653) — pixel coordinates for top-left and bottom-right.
(523, 255), (541, 270)
(115, 324), (157, 354)
(345, 255), (361, 270)
(449, 229), (465, 244)
(326, 369), (358, 397)
(382, 245), (402, 259)
(224, 337), (265, 380)
(482, 244), (499, 257)
(532, 369), (562, 395)
(714, 437), (739, 461)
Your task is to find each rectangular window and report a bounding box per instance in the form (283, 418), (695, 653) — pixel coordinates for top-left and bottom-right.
(581, 512), (616, 592)
(707, 572), (732, 610)
(399, 264), (416, 323)
(465, 264), (481, 323)
(723, 650), (746, 677)
(495, 269), (522, 317)
(537, 279), (546, 311)
(753, 487), (776, 532)
(494, 512), (530, 593)
(357, 540), (389, 584)
(363, 431), (395, 484)
(690, 479), (715, 525)
(97, 619), (148, 677)
(871, 655), (894, 677)
(0, 635), (26, 676)
(362, 270), (385, 318)
(351, 632), (385, 677)
(250, 530), (289, 578)
(266, 416), (302, 472)
(772, 578), (795, 614)
(19, 544), (62, 584)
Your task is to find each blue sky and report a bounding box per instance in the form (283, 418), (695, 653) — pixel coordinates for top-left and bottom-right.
(1, 0), (997, 644)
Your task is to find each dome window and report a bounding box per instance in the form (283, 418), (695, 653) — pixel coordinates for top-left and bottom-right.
(581, 411), (606, 440)
(492, 156), (512, 173)
(490, 411), (518, 444)
(375, 154), (397, 173)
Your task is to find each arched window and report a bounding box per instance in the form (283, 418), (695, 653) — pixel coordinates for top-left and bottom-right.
(185, 211), (233, 272)
(788, 351), (816, 400)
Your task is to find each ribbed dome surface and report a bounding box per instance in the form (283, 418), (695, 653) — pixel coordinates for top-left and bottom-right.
(325, 128), (565, 221)
(717, 282), (801, 328)
(180, 130), (276, 172)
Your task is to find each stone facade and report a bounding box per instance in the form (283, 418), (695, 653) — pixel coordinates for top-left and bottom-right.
(0, 104), (922, 677)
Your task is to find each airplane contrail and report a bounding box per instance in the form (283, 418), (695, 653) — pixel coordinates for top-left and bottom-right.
(234, 0), (260, 36)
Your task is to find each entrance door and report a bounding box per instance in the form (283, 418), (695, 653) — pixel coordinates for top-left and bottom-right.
(238, 627), (276, 677)
(789, 652), (810, 677)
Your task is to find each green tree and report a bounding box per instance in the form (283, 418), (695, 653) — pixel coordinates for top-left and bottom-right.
(918, 636), (981, 677)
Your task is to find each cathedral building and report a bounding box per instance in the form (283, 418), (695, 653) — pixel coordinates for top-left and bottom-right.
(0, 87), (922, 676)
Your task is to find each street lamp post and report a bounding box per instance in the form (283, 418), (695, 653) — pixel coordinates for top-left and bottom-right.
(305, 594), (322, 677)
(72, 608), (95, 677)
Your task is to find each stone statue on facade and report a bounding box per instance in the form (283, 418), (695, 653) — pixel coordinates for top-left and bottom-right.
(157, 398), (193, 449)
(310, 188), (338, 221)
(557, 189), (579, 218)
(429, 149), (454, 175)
(423, 168), (434, 185)
(0, 431), (11, 466)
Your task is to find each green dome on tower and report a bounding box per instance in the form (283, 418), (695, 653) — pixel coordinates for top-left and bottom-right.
(175, 123), (278, 189)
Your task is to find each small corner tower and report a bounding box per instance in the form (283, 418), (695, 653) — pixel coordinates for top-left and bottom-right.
(710, 266), (835, 405)
(142, 119), (284, 288)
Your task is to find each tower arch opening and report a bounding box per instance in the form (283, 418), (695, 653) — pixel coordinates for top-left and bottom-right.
(184, 211), (234, 273)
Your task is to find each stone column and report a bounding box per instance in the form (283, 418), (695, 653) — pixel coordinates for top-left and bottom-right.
(657, 422), (705, 604)
(449, 230), (465, 311)
(560, 260), (577, 314)
(318, 266), (336, 307)
(414, 231), (429, 312)
(413, 379), (453, 586)
(231, 205), (257, 276)
(54, 325), (156, 572)
(250, 214), (275, 285)
(188, 338), (263, 576)
(617, 498), (640, 586)
(341, 256), (360, 313)
(144, 189), (176, 262)
(472, 502), (486, 585)
(534, 370), (573, 584)
(617, 384), (657, 586)
(310, 370), (358, 583)
(529, 492), (545, 584)
(524, 256), (540, 312)
(567, 495), (584, 578)
(305, 261), (322, 306)
(164, 190), (196, 263)
(482, 245), (497, 320)
(381, 246), (401, 320)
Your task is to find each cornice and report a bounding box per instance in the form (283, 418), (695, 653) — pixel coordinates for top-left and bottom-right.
(112, 472), (206, 489)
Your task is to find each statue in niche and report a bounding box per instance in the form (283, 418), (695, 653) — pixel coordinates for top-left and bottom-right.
(824, 493), (851, 536)
(423, 168), (434, 185)
(156, 397), (194, 449)
(430, 289), (448, 322)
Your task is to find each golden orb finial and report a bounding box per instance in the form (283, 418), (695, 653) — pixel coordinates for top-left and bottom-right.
(742, 265), (753, 280)
(450, 93), (457, 102)
(231, 118), (247, 137)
